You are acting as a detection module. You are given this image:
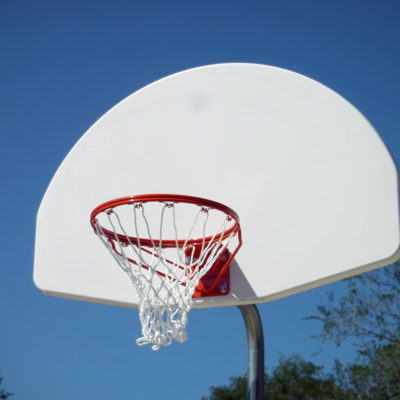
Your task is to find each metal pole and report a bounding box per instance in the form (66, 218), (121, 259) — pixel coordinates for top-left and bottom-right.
(238, 304), (265, 400)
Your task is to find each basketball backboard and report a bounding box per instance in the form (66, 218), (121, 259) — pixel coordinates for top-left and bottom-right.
(34, 63), (400, 310)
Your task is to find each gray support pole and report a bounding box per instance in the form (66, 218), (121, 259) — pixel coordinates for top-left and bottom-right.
(238, 304), (265, 400)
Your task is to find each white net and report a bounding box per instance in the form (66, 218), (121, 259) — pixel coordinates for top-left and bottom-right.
(92, 199), (240, 350)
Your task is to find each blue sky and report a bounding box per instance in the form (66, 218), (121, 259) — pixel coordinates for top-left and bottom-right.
(1, 1), (400, 399)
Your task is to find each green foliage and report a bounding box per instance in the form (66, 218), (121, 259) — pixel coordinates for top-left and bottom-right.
(202, 354), (353, 400)
(265, 354), (352, 399)
(308, 263), (400, 399)
(0, 372), (13, 399)
(201, 374), (247, 400)
(331, 339), (400, 399)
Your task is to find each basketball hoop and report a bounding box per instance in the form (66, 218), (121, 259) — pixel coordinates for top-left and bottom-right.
(90, 194), (242, 350)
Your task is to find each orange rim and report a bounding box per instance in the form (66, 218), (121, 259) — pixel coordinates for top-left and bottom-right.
(90, 194), (241, 248)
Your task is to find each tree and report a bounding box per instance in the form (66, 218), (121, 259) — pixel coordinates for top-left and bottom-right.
(202, 264), (400, 399)
(309, 263), (400, 349)
(264, 354), (354, 399)
(201, 354), (354, 400)
(308, 262), (400, 399)
(331, 339), (400, 399)
(0, 372), (13, 399)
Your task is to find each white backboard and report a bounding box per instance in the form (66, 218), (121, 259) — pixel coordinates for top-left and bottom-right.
(34, 63), (400, 309)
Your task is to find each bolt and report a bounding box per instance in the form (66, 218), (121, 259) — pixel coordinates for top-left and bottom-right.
(220, 283), (228, 294)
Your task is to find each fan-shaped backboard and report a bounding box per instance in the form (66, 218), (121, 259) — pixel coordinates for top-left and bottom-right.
(34, 63), (400, 309)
